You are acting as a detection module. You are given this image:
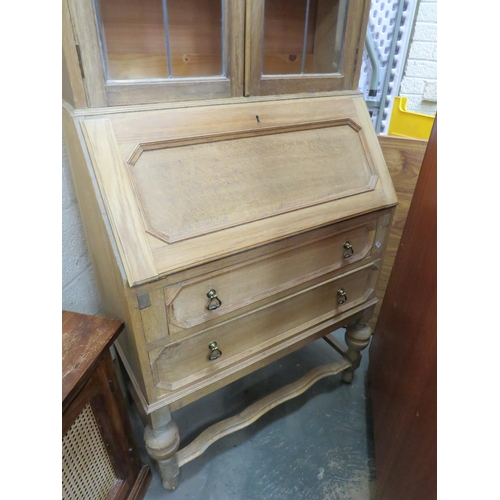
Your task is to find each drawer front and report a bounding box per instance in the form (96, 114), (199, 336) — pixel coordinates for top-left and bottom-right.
(154, 261), (379, 391)
(164, 218), (377, 332)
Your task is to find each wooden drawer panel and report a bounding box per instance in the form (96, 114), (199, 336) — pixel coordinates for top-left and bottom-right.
(154, 261), (379, 391)
(164, 219), (377, 332)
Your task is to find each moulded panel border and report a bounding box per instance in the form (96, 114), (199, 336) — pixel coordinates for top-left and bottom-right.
(125, 118), (379, 244)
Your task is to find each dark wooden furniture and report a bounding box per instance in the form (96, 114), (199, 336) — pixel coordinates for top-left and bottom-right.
(63, 311), (151, 500)
(368, 118), (437, 499)
(372, 135), (428, 329)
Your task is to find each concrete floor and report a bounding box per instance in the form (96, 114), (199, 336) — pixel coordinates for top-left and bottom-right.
(127, 328), (377, 500)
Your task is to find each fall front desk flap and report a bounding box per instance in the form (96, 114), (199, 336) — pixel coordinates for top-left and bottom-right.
(81, 94), (397, 286)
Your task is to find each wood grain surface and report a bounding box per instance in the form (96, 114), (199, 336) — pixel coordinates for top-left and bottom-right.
(130, 122), (376, 243)
(177, 357), (351, 467)
(371, 135), (428, 328)
(165, 217), (376, 330)
(245, 0), (370, 95)
(81, 95), (396, 285)
(62, 310), (124, 410)
(81, 118), (158, 286)
(62, 310), (151, 499)
(100, 0), (223, 79)
(368, 119), (437, 500)
(154, 261), (378, 391)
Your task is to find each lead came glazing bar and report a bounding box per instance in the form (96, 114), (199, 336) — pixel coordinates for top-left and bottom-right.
(221, 0), (226, 76)
(300, 0), (311, 74)
(162, 0), (173, 78)
(94, 0), (110, 80)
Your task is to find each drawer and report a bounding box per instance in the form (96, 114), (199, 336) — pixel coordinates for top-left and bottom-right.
(154, 261), (379, 391)
(164, 218), (377, 333)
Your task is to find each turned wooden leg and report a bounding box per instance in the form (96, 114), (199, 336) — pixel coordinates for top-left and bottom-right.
(342, 317), (373, 384)
(144, 406), (180, 491)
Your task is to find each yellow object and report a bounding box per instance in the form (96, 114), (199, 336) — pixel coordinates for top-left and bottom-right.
(388, 96), (435, 140)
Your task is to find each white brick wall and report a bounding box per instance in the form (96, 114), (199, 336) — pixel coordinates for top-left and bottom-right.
(62, 136), (101, 315)
(399, 0), (437, 115)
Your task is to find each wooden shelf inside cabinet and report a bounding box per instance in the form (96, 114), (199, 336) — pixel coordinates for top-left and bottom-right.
(63, 0), (245, 108)
(62, 311), (151, 500)
(245, 0), (370, 96)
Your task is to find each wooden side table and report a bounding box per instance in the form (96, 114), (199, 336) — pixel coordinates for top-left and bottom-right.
(63, 311), (151, 500)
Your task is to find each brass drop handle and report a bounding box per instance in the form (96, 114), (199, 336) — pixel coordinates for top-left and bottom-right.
(343, 241), (354, 259)
(207, 289), (222, 310)
(208, 341), (222, 361)
(337, 288), (348, 304)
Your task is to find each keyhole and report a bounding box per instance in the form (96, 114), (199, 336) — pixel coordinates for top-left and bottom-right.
(256, 115), (260, 123)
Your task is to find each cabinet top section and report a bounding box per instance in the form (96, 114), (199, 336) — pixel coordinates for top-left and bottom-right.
(63, 0), (370, 108)
(78, 94), (396, 287)
(62, 311), (124, 407)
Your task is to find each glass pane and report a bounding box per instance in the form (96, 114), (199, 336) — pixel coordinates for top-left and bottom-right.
(263, 0), (347, 76)
(168, 0), (223, 77)
(97, 0), (223, 81)
(98, 0), (169, 80)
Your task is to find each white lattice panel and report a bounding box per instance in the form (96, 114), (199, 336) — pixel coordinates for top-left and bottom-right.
(358, 0), (417, 133)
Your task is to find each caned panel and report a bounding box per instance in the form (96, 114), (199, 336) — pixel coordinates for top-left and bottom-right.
(62, 404), (117, 500)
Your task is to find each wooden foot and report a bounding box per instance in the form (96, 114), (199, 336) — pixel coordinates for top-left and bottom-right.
(144, 406), (180, 491)
(342, 318), (373, 384)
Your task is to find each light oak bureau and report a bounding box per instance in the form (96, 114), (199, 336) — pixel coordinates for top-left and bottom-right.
(62, 0), (397, 491)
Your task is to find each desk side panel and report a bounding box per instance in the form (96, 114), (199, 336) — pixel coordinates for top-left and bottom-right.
(63, 108), (156, 404)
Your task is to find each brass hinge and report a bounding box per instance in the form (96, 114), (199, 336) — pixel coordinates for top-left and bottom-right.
(75, 44), (85, 79)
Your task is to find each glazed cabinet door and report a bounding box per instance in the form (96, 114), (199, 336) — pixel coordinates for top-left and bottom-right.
(63, 0), (372, 108)
(65, 0), (245, 107)
(244, 0), (370, 96)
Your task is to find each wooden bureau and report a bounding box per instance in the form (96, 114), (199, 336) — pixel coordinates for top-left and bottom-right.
(63, 94), (396, 489)
(62, 0), (396, 491)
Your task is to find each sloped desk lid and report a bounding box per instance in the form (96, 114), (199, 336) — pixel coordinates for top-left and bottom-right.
(81, 95), (397, 286)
